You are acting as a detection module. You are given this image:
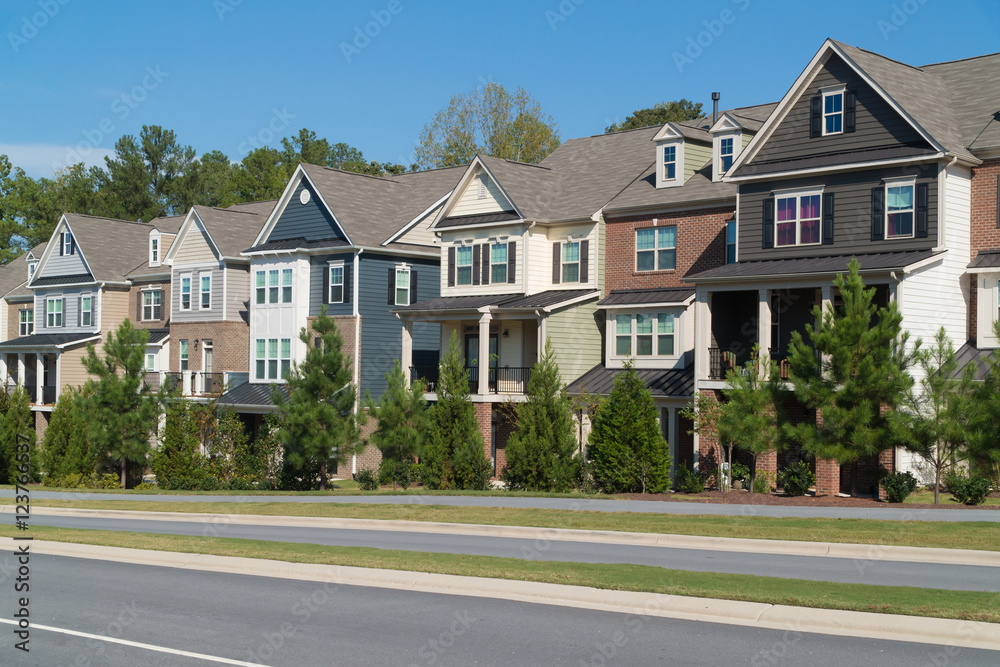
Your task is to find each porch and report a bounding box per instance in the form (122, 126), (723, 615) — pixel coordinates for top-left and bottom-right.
(148, 370), (249, 397)
(1, 352), (59, 407)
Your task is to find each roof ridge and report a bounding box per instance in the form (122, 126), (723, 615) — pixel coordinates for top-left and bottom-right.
(575, 124), (661, 140)
(202, 205), (264, 216)
(922, 50), (1000, 68)
(834, 40), (926, 73)
(65, 212), (150, 226)
(307, 163), (404, 183)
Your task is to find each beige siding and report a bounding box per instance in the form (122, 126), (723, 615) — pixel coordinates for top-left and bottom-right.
(439, 224), (527, 297)
(59, 344), (91, 390)
(684, 140), (712, 183)
(450, 173), (512, 217)
(396, 203), (444, 247)
(525, 222), (599, 295)
(100, 288), (130, 331)
(159, 233), (176, 258)
(547, 300), (602, 385)
(226, 265), (251, 322)
(173, 223), (218, 264)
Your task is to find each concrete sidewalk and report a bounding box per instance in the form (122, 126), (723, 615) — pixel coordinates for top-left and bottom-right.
(13, 505), (1000, 567)
(4, 536), (997, 652)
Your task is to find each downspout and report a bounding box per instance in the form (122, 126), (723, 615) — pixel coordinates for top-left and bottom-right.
(936, 156), (958, 253)
(352, 248), (363, 476)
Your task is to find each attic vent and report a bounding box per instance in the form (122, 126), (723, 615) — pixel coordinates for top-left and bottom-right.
(299, 188), (311, 205)
(477, 176), (487, 200)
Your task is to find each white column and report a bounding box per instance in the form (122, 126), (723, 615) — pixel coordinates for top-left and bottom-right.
(54, 354), (61, 401)
(758, 288), (772, 376)
(182, 370), (192, 396)
(821, 285), (833, 373)
(478, 312), (492, 395)
(17, 353), (25, 387)
(668, 406), (679, 481)
(536, 317), (545, 363)
(36, 354), (45, 404)
(401, 320), (413, 383)
(695, 289), (711, 381)
(0, 354), (7, 386)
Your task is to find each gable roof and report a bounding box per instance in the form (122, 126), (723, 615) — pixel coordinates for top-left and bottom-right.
(0, 242), (47, 299)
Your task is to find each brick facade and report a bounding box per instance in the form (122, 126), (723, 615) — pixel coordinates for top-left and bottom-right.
(475, 402), (492, 473)
(128, 280), (171, 331)
(168, 321), (248, 374)
(354, 412), (382, 473)
(968, 158), (1000, 342)
(305, 315), (359, 378)
(604, 206), (734, 295)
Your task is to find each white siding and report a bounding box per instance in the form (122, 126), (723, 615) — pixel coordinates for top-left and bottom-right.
(439, 224), (526, 297)
(248, 256), (310, 383)
(450, 173), (512, 217)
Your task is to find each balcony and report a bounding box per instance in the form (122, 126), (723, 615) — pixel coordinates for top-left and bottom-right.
(153, 371), (246, 397)
(707, 348), (790, 381)
(410, 366), (533, 395)
(2, 382), (56, 406)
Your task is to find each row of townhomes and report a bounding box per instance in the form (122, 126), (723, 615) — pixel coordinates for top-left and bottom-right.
(2, 39), (999, 492)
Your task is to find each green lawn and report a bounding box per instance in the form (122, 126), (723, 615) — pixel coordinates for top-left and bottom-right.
(7, 497), (1000, 551)
(3, 525), (997, 622)
(905, 490), (1000, 507)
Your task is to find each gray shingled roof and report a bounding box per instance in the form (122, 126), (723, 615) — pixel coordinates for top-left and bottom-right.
(192, 202), (276, 259)
(50, 214), (155, 283)
(1, 242), (47, 300)
(566, 364), (694, 398)
(689, 249), (941, 282)
(598, 288), (695, 307)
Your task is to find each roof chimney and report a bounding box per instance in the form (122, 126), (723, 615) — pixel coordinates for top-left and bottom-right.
(711, 92), (721, 126)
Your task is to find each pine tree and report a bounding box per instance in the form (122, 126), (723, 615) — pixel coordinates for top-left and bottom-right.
(151, 399), (204, 489)
(587, 361), (671, 494)
(364, 360), (429, 489)
(274, 307), (358, 491)
(421, 332), (490, 490)
(785, 259), (914, 495)
(0, 386), (36, 484)
(502, 338), (580, 492)
(77, 319), (161, 488)
(41, 386), (96, 478)
(207, 408), (256, 483)
(965, 322), (1000, 493)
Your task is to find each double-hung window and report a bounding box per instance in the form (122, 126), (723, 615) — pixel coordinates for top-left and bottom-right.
(662, 145), (677, 181)
(46, 297), (63, 328)
(775, 193), (821, 247)
(267, 339), (278, 379)
(63, 232), (73, 255)
(19, 309), (33, 336)
(81, 295), (92, 327)
(490, 243), (508, 283)
(150, 238), (159, 264)
(143, 290), (162, 321)
(180, 340), (189, 371)
(180, 275), (191, 310)
(886, 182), (915, 239)
(255, 271), (266, 304)
(456, 246), (473, 285)
(281, 268), (292, 303)
(636, 314), (654, 355)
(280, 339), (291, 379)
(615, 314), (632, 356)
(145, 353), (156, 372)
(561, 241), (580, 283)
(657, 313), (675, 355)
(268, 270), (279, 303)
(395, 268), (410, 306)
(200, 273), (212, 310)
(635, 227), (676, 272)
(328, 265), (344, 303)
(720, 137), (734, 172)
(823, 90), (844, 135)
(255, 339), (266, 379)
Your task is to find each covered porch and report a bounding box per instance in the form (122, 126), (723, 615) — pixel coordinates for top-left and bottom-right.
(0, 333), (99, 407)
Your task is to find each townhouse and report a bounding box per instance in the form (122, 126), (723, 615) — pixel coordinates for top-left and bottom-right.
(1, 243), (47, 347)
(220, 163), (464, 472)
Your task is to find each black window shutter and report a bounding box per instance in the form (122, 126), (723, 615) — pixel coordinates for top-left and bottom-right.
(844, 90), (857, 133)
(70, 235), (75, 255)
(409, 271), (417, 306)
(579, 240), (589, 283)
(762, 197), (775, 249)
(59, 233), (64, 256)
(322, 268), (329, 305)
(472, 244), (481, 285)
(822, 193), (835, 245)
(810, 95), (822, 138)
(507, 241), (516, 284)
(137, 293), (143, 321)
(343, 265), (351, 304)
(871, 187), (885, 241)
(915, 183), (929, 238)
(481, 244), (490, 285)
(447, 246), (456, 287)
(552, 242), (561, 284)
(388, 267), (395, 305)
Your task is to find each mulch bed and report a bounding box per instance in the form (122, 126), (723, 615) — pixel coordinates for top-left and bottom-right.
(622, 489), (1000, 510)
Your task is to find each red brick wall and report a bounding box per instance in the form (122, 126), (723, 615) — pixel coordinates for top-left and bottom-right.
(168, 321), (248, 374)
(355, 413), (383, 473)
(128, 281), (171, 331)
(970, 158), (1000, 257)
(474, 402), (492, 475)
(697, 389), (723, 472)
(604, 206), (734, 295)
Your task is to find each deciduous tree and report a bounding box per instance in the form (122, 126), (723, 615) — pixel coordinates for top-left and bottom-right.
(605, 99), (704, 133)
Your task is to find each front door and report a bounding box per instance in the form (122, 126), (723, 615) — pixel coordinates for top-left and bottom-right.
(465, 333), (498, 390)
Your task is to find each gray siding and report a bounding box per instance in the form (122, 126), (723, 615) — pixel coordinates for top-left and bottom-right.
(358, 254), (440, 400)
(738, 165), (938, 262)
(269, 182), (347, 243)
(171, 265), (226, 322)
(753, 54), (929, 164)
(309, 253), (356, 317)
(34, 287), (98, 333)
(40, 242), (88, 278)
(227, 265), (251, 323)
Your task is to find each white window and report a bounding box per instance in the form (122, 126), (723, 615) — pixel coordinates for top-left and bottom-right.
(720, 137), (734, 172)
(822, 90), (844, 135)
(329, 264), (344, 303)
(395, 267), (410, 306)
(657, 312), (675, 355)
(143, 290), (163, 321)
(268, 269), (279, 303)
(81, 295), (93, 327)
(636, 227), (676, 272)
(281, 268), (293, 303)
(200, 273), (212, 310)
(255, 339), (266, 379)
(613, 312), (677, 358)
(27, 261), (36, 281)
(561, 241), (580, 283)
(62, 232), (73, 256)
(886, 181), (915, 239)
(180, 340), (189, 371)
(19, 309), (33, 336)
(145, 353), (156, 372)
(46, 297), (63, 328)
(150, 237), (159, 265)
(775, 192), (822, 247)
(255, 271), (266, 305)
(615, 314), (632, 356)
(662, 145), (677, 181)
(180, 274), (191, 310)
(280, 338), (291, 379)
(456, 246), (473, 286)
(268, 338), (278, 379)
(490, 243), (508, 283)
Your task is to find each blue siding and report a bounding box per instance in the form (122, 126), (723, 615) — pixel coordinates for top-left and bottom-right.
(357, 254), (440, 400)
(309, 253), (355, 317)
(269, 182), (347, 243)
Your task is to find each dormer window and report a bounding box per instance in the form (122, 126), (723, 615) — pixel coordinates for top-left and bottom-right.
(61, 231), (74, 256)
(822, 89), (844, 135)
(150, 236), (160, 266)
(27, 261), (36, 281)
(720, 138), (734, 172)
(662, 145), (677, 181)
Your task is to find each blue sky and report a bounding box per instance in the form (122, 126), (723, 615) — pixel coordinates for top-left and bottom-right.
(2, 0), (999, 178)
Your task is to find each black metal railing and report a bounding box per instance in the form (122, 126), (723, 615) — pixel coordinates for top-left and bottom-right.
(163, 373), (183, 392)
(202, 373), (225, 394)
(42, 386), (56, 404)
(409, 366), (440, 392)
(494, 367), (532, 393)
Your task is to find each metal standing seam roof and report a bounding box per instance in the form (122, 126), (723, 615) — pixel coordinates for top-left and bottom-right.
(146, 330), (170, 345)
(566, 364), (695, 398)
(598, 288), (696, 307)
(29, 273), (94, 286)
(396, 290), (598, 314)
(955, 342), (995, 382)
(436, 211), (521, 228)
(0, 332), (98, 349)
(967, 251), (1000, 270)
(731, 144), (939, 178)
(688, 249), (941, 282)
(217, 381), (288, 409)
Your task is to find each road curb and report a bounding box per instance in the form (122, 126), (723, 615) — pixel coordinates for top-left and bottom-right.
(12, 505), (1000, 567)
(6, 537), (999, 651)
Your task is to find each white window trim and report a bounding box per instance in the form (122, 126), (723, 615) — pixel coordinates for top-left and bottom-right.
(713, 131), (741, 182)
(180, 273), (192, 311)
(27, 261), (36, 281)
(611, 311), (680, 360)
(145, 352), (156, 372)
(19, 309), (33, 336)
(62, 232), (73, 256)
(821, 86), (846, 137)
(254, 339), (266, 380)
(80, 293), (93, 328)
(328, 260), (345, 304)
(199, 271), (212, 311)
(279, 338), (291, 381)
(455, 245), (473, 286)
(142, 288), (162, 321)
(46, 296), (63, 328)
(634, 226), (677, 273)
(561, 240), (581, 284)
(656, 141), (683, 188)
(884, 176), (917, 240)
(180, 340), (189, 371)
(267, 269), (280, 304)
(489, 241), (508, 284)
(726, 219), (738, 265)
(254, 270), (266, 306)
(394, 264), (411, 307)
(773, 188), (824, 248)
(280, 267), (293, 304)
(149, 233), (161, 267)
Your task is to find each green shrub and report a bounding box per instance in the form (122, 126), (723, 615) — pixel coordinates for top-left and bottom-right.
(357, 468), (379, 491)
(880, 471), (919, 503)
(134, 482), (157, 490)
(228, 477), (255, 491)
(378, 460), (413, 490)
(753, 470), (776, 494)
(778, 462), (815, 497)
(730, 462), (751, 487)
(674, 466), (704, 494)
(949, 472), (992, 506)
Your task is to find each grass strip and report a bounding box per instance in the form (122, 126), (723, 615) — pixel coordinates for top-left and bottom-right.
(6, 498), (1000, 552)
(3, 524), (997, 623)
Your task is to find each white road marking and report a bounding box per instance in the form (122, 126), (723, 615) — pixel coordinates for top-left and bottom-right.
(0, 618), (267, 666)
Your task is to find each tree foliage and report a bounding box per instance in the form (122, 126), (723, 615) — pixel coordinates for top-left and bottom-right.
(605, 99), (704, 133)
(274, 307), (359, 490)
(587, 361), (671, 494)
(41, 386), (96, 478)
(364, 360), (429, 487)
(0, 385), (36, 484)
(502, 339), (580, 492)
(415, 83), (561, 169)
(967, 322), (1000, 486)
(420, 332), (491, 490)
(151, 398), (205, 488)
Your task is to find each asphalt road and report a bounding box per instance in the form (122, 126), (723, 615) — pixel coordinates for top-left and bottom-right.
(6, 489), (999, 522)
(28, 513), (999, 592)
(6, 554), (998, 666)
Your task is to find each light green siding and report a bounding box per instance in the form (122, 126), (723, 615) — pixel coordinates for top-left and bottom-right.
(547, 300), (602, 385)
(684, 141), (712, 183)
